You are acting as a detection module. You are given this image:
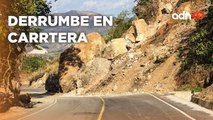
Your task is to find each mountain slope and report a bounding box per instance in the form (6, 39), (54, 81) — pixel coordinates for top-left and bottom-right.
(37, 10), (112, 56)
(42, 10), (111, 34)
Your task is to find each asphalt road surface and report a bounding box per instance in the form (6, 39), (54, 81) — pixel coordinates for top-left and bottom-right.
(17, 94), (213, 120)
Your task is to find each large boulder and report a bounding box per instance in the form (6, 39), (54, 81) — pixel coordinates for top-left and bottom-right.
(123, 24), (136, 49)
(58, 47), (83, 93)
(124, 26), (136, 43)
(74, 32), (106, 63)
(132, 19), (148, 42)
(103, 38), (128, 59)
(125, 33), (136, 43)
(58, 32), (106, 92)
(45, 73), (60, 93)
(18, 94), (31, 104)
(77, 58), (111, 89)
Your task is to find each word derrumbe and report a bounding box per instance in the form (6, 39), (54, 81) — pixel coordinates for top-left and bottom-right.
(8, 16), (113, 27)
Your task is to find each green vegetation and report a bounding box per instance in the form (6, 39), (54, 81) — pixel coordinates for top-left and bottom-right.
(22, 57), (48, 73)
(13, 0), (50, 16)
(105, 10), (132, 42)
(25, 58), (59, 86)
(11, 0), (51, 50)
(180, 6), (213, 70)
(177, 6), (213, 89)
(180, 20), (189, 25)
(0, 0), (51, 103)
(133, 0), (159, 22)
(177, 84), (202, 92)
(11, 0), (52, 74)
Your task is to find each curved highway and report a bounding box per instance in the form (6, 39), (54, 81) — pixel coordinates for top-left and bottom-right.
(17, 94), (213, 120)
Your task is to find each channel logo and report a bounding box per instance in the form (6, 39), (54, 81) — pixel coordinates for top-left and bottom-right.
(172, 10), (205, 20)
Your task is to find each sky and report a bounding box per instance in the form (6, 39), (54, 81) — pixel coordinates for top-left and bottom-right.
(48, 0), (135, 16)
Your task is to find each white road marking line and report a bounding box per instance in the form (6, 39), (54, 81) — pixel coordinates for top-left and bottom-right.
(17, 98), (57, 120)
(148, 93), (196, 120)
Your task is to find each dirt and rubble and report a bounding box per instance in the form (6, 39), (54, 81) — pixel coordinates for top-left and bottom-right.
(56, 0), (202, 95)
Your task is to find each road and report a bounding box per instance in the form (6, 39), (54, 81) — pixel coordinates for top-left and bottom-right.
(17, 94), (213, 120)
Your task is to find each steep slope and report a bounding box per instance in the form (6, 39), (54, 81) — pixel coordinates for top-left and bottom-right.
(53, 0), (212, 95)
(85, 20), (196, 94)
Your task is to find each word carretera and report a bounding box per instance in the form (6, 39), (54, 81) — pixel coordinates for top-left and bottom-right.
(7, 15), (114, 43)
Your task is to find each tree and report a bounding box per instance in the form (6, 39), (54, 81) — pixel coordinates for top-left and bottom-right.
(0, 0), (51, 109)
(176, 5), (213, 88)
(105, 10), (132, 42)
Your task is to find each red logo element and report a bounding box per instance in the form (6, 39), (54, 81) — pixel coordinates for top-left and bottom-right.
(192, 11), (205, 20)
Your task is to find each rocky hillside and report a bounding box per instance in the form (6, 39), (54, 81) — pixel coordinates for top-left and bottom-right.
(45, 0), (212, 97)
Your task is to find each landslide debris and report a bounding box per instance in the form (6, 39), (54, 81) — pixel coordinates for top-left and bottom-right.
(46, 0), (213, 97)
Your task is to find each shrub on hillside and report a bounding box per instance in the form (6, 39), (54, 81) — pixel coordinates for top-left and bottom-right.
(133, 0), (159, 23)
(182, 6), (213, 70)
(105, 10), (132, 42)
(177, 6), (213, 88)
(22, 56), (48, 73)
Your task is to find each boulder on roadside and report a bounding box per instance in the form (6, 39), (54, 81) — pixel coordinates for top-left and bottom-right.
(77, 58), (111, 88)
(103, 38), (128, 59)
(74, 32), (106, 63)
(58, 32), (106, 93)
(58, 47), (82, 93)
(18, 94), (31, 104)
(45, 73), (60, 93)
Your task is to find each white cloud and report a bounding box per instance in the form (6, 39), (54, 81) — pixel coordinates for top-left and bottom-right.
(49, 0), (135, 15)
(83, 1), (97, 7)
